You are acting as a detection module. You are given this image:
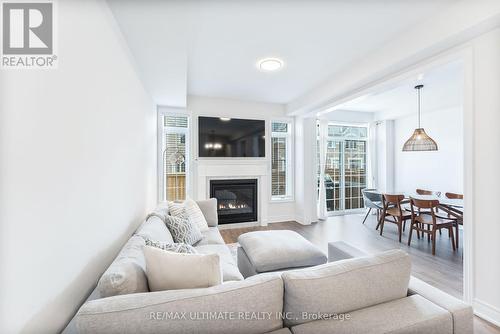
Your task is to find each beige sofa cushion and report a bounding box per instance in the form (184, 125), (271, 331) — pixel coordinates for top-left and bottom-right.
(144, 246), (221, 291)
(196, 198), (219, 227)
(195, 244), (244, 281)
(97, 236), (148, 298)
(408, 276), (473, 334)
(196, 226), (226, 246)
(282, 249), (411, 327)
(290, 295), (452, 334)
(75, 273), (284, 334)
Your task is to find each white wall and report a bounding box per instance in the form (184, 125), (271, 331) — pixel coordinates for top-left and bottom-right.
(374, 120), (395, 193)
(393, 106), (464, 194)
(0, 1), (157, 333)
(468, 28), (500, 325)
(294, 117), (318, 224)
(160, 95), (296, 224)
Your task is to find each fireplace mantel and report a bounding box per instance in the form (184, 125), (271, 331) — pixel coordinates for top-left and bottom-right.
(194, 159), (269, 226)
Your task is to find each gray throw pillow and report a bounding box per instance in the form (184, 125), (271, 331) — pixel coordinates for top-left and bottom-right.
(165, 215), (203, 245)
(144, 238), (197, 254)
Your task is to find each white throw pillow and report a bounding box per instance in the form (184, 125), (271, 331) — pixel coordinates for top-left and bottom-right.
(144, 246), (222, 291)
(169, 198), (210, 232)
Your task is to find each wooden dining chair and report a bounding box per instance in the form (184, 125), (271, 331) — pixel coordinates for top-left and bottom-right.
(379, 194), (412, 242)
(444, 192), (463, 249)
(408, 197), (456, 255)
(416, 188), (442, 217)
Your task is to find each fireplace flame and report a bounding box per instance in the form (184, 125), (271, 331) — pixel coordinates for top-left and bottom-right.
(218, 203), (249, 210)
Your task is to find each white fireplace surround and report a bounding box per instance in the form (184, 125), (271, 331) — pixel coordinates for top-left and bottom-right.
(194, 159), (269, 226)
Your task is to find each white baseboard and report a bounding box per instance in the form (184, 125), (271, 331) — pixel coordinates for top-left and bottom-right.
(474, 299), (500, 327)
(217, 221), (260, 230)
(268, 215), (296, 223)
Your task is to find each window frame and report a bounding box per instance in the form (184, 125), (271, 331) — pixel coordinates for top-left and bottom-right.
(157, 108), (190, 202)
(269, 119), (294, 202)
(319, 122), (369, 215)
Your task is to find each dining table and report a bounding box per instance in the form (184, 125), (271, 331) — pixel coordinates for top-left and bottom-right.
(365, 190), (464, 247)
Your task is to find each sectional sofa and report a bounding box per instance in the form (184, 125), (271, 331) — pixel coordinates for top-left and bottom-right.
(64, 200), (473, 334)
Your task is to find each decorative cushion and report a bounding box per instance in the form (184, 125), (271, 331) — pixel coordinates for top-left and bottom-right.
(96, 236), (148, 298)
(282, 249), (411, 327)
(170, 198), (210, 232)
(143, 246), (222, 291)
(168, 201), (187, 218)
(237, 230), (327, 272)
(165, 214), (203, 245)
(135, 215), (174, 244)
(144, 238), (197, 254)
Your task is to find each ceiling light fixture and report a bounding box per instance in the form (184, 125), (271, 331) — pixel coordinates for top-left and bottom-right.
(219, 117), (231, 121)
(402, 85), (438, 152)
(257, 58), (283, 72)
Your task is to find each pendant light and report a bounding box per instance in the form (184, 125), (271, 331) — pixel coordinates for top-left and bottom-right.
(402, 84), (438, 151)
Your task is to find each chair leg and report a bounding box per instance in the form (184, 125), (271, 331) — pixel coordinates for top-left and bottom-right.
(379, 219), (385, 236)
(362, 208), (371, 224)
(427, 225), (431, 243)
(455, 223), (459, 249)
(432, 229), (437, 255)
(449, 227), (456, 251)
(398, 221), (402, 243)
(407, 223), (414, 246)
(403, 220), (406, 232)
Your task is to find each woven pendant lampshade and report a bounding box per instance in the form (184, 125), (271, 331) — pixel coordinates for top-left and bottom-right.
(402, 85), (438, 151)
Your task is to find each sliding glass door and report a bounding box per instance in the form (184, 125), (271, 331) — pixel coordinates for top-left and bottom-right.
(320, 124), (368, 213)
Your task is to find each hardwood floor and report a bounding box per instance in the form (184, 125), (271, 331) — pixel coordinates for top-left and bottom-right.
(220, 213), (500, 334)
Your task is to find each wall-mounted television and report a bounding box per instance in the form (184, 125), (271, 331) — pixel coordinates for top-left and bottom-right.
(198, 116), (265, 158)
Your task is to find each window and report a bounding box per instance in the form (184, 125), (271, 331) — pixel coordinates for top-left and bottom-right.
(318, 124), (368, 212)
(161, 114), (189, 201)
(271, 121), (293, 200)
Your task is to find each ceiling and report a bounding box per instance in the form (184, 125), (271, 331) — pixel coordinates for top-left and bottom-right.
(107, 0), (458, 106)
(329, 60), (463, 120)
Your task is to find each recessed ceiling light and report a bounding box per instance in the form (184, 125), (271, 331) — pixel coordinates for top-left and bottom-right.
(257, 58), (284, 72)
(219, 117), (231, 121)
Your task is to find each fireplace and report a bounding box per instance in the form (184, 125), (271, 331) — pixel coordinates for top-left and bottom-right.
(210, 179), (258, 224)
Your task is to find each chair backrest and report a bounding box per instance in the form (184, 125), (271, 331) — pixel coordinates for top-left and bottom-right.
(382, 194), (405, 212)
(383, 194), (405, 204)
(409, 197), (440, 223)
(416, 188), (442, 197)
(362, 189), (382, 204)
(445, 192), (463, 199)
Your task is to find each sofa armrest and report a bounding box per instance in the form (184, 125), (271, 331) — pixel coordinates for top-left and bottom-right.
(196, 198), (218, 227)
(408, 276), (473, 334)
(327, 241), (367, 262)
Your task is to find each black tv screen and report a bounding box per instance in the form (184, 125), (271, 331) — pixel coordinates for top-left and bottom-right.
(198, 116), (265, 157)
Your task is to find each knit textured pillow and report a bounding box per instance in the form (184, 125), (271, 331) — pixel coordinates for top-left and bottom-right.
(144, 239), (197, 254)
(169, 199), (209, 232)
(164, 215), (203, 246)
